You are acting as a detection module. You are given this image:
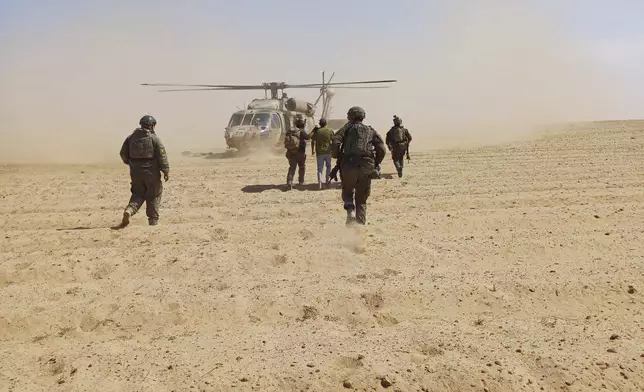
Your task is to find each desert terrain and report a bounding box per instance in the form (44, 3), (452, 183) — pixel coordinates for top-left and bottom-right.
(1, 120), (643, 392)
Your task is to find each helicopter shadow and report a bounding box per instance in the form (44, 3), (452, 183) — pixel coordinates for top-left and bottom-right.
(203, 150), (240, 159)
(241, 182), (342, 193)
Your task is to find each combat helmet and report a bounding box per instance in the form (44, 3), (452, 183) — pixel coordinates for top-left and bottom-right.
(139, 115), (157, 129)
(347, 106), (365, 122)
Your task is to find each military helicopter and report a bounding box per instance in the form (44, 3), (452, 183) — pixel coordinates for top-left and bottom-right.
(141, 71), (397, 151)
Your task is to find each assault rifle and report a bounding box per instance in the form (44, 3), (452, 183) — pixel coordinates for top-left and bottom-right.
(327, 157), (341, 184)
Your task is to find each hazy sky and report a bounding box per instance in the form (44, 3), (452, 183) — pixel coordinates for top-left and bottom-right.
(1, 1), (643, 162)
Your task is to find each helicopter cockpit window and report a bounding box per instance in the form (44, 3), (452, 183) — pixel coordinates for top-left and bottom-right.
(270, 114), (281, 130)
(228, 113), (244, 127)
(241, 114), (253, 126)
(250, 113), (271, 128)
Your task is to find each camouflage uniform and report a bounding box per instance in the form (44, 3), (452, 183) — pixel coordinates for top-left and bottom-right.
(385, 115), (412, 178)
(119, 115), (169, 226)
(284, 115), (310, 189)
(331, 106), (386, 225)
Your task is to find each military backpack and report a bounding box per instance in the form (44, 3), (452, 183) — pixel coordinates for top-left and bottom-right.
(284, 129), (301, 151)
(392, 126), (407, 143)
(129, 130), (156, 159)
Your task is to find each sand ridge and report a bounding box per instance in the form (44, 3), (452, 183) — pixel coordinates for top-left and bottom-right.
(0, 121), (643, 391)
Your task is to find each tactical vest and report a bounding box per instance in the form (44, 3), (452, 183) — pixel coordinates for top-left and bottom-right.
(391, 126), (407, 143)
(284, 129), (301, 151)
(342, 123), (375, 158)
(129, 129), (155, 159)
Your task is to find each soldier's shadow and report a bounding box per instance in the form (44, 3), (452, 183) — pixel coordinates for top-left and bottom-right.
(241, 182), (341, 193)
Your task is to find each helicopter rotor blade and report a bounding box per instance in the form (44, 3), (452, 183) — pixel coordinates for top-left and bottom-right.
(286, 79), (396, 88)
(156, 87), (260, 92)
(328, 86), (391, 89)
(322, 72), (336, 118)
(142, 83), (265, 89)
(313, 71), (328, 107)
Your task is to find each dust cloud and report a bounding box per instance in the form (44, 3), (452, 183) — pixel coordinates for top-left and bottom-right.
(353, 1), (639, 149)
(0, 1), (638, 163)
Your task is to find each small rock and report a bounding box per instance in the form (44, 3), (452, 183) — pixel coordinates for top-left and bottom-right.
(610, 334), (619, 340)
(240, 377), (249, 382)
(594, 215), (600, 219)
(306, 363), (315, 368)
(494, 360), (501, 366)
(380, 377), (393, 388)
(343, 380), (353, 389)
(627, 286), (636, 294)
(607, 348), (617, 353)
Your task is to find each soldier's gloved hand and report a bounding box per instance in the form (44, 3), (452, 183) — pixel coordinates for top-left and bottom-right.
(164, 172), (169, 182)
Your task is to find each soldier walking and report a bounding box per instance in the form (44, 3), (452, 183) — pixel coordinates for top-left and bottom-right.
(283, 114), (310, 190)
(385, 115), (412, 178)
(309, 118), (334, 189)
(117, 115), (169, 227)
(331, 106), (386, 225)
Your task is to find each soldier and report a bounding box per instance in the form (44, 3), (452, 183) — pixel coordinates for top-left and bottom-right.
(385, 115), (412, 177)
(308, 118), (334, 189)
(283, 114), (310, 190)
(331, 106), (387, 226)
(117, 115), (169, 227)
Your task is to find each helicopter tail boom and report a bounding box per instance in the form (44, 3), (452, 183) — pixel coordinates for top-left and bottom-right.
(285, 98), (315, 116)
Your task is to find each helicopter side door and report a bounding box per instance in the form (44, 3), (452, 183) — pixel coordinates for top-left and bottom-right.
(270, 113), (282, 135)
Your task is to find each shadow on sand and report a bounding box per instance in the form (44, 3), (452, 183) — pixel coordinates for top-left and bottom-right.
(241, 182), (342, 193)
(55, 224), (130, 231)
(241, 174), (396, 193)
(203, 151), (241, 159)
(183, 147), (283, 160)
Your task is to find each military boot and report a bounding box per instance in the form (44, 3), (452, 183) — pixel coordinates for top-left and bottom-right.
(120, 210), (131, 227)
(356, 205), (367, 225)
(345, 209), (356, 226)
(396, 164), (403, 178)
(149, 219), (158, 226)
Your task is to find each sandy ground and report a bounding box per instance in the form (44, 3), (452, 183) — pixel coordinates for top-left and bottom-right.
(1, 121), (643, 392)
